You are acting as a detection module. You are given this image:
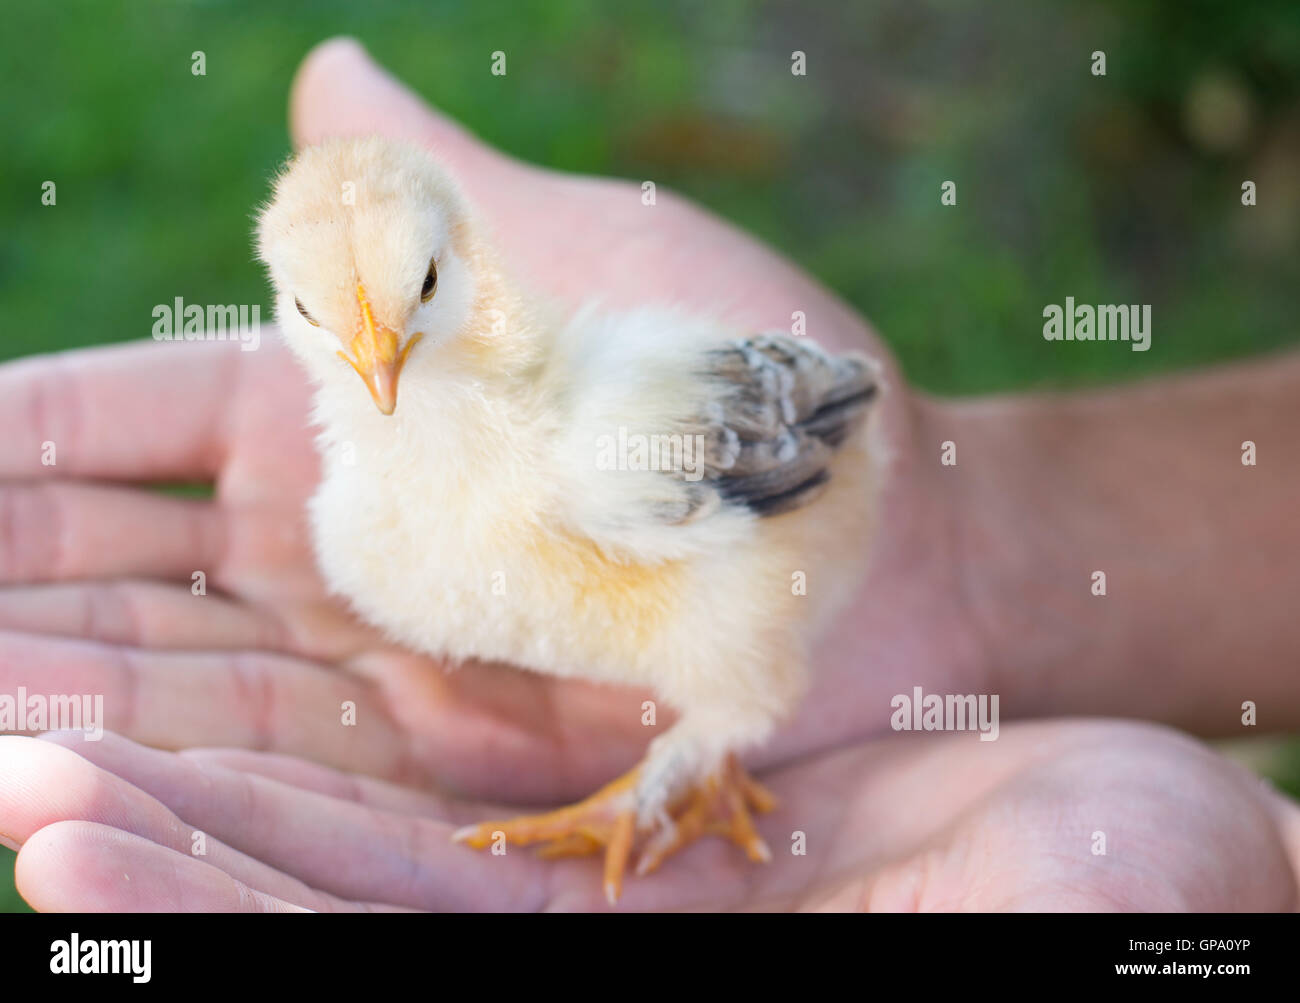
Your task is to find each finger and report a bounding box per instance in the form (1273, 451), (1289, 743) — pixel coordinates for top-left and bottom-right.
(0, 736), (352, 910)
(45, 731), (538, 910)
(0, 341), (237, 482)
(17, 823), (312, 912)
(0, 581), (284, 649)
(0, 481), (341, 645)
(53, 730), (815, 912)
(180, 747), (452, 818)
(289, 38), (515, 189)
(179, 745), (563, 825)
(0, 482), (221, 585)
(0, 632), (408, 777)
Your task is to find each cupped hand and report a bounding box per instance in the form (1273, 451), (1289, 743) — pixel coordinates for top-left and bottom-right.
(0, 39), (973, 804)
(3, 721), (1295, 911)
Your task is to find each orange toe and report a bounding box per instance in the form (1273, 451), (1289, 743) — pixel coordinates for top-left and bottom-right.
(636, 755), (776, 877)
(453, 766), (640, 901)
(453, 755), (777, 901)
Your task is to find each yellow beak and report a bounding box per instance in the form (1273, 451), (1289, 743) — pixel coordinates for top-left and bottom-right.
(338, 283), (423, 415)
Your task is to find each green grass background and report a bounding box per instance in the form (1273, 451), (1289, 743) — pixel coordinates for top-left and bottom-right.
(2, 0), (1298, 911)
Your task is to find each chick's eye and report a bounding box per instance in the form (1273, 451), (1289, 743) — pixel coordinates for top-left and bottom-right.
(295, 297), (319, 327)
(421, 260), (438, 303)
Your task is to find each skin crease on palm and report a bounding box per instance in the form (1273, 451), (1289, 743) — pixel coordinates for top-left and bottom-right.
(0, 38), (1296, 911)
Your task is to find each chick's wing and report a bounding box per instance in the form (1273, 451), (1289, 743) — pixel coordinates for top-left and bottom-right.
(693, 334), (877, 517)
(547, 307), (878, 562)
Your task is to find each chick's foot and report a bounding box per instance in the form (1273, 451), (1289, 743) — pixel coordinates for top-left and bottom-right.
(634, 754), (777, 879)
(452, 766), (640, 905)
(452, 755), (776, 904)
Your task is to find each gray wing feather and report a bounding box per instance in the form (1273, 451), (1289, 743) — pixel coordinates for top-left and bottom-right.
(683, 333), (877, 519)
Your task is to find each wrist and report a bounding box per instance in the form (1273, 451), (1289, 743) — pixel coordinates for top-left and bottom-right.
(930, 362), (1300, 734)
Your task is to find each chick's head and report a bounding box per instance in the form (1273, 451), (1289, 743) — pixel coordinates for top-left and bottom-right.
(257, 136), (480, 415)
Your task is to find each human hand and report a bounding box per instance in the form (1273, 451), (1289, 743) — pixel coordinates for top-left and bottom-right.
(0, 39), (975, 804)
(3, 720), (1294, 911)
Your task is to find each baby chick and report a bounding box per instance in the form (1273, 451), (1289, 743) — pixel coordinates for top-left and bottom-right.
(256, 137), (880, 903)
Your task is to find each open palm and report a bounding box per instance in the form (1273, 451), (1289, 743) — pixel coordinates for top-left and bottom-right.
(4, 721), (1296, 910)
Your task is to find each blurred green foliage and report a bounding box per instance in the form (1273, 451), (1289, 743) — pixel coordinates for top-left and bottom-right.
(4, 0), (1299, 389)
(1, 0), (1298, 911)
(0, 849), (31, 912)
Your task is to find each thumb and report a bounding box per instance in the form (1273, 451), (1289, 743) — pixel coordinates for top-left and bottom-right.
(288, 37), (510, 183)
